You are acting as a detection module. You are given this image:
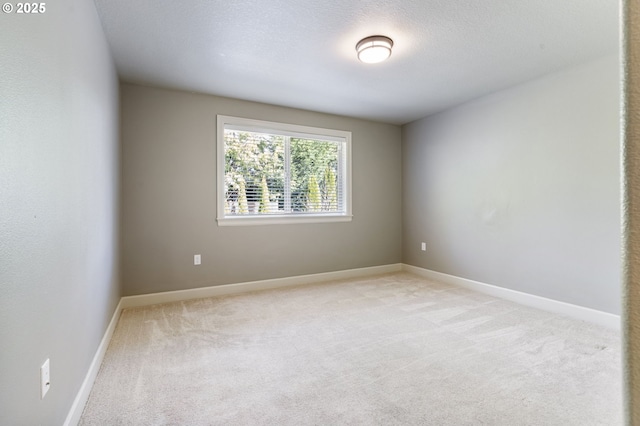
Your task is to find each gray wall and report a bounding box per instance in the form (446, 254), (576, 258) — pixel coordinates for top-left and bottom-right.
(120, 83), (402, 296)
(402, 55), (621, 314)
(0, 0), (120, 424)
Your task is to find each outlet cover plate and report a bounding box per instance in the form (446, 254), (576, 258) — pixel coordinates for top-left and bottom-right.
(41, 359), (50, 399)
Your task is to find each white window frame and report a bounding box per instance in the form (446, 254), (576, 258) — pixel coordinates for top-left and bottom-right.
(217, 115), (353, 226)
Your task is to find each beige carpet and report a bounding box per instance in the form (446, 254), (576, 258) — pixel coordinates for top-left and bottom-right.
(80, 273), (621, 425)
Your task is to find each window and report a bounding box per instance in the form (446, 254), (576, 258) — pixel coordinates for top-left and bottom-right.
(217, 115), (352, 226)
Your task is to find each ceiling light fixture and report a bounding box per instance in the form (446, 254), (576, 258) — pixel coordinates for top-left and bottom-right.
(356, 35), (393, 64)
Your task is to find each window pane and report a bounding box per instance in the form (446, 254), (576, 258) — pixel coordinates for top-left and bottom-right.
(224, 130), (284, 215)
(290, 138), (340, 213)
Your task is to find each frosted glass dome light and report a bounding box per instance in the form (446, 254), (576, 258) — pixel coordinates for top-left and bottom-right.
(356, 35), (393, 64)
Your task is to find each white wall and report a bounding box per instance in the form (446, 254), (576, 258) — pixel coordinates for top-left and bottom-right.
(403, 55), (621, 314)
(0, 0), (120, 423)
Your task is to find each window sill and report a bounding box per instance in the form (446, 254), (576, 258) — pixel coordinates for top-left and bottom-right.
(217, 214), (353, 226)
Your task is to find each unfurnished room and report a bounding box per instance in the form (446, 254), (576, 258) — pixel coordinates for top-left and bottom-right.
(4, 0), (640, 425)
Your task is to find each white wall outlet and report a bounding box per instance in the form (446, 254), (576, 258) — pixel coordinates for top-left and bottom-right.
(421, 242), (426, 251)
(194, 254), (201, 265)
(41, 358), (50, 399)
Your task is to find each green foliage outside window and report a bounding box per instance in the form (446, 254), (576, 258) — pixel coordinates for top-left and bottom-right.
(224, 130), (339, 215)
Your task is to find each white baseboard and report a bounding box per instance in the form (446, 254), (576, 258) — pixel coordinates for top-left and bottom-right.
(120, 263), (403, 309)
(402, 264), (620, 330)
(64, 298), (123, 426)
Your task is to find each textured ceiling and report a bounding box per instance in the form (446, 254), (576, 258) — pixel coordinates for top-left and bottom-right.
(93, 0), (619, 124)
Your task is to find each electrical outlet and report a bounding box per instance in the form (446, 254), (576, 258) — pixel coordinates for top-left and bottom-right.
(421, 242), (426, 251)
(194, 254), (201, 265)
(41, 359), (50, 399)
